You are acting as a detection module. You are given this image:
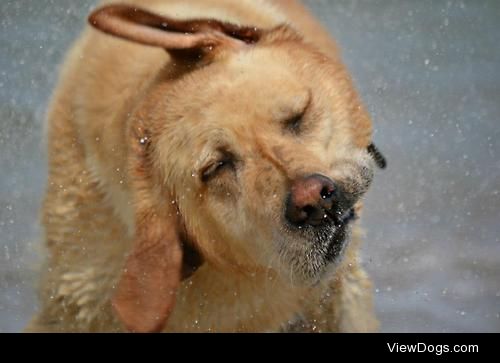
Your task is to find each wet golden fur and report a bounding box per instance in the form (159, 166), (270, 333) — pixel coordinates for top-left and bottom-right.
(26, 0), (378, 332)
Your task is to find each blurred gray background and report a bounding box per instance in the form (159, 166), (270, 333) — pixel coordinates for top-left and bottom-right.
(1, 0), (499, 332)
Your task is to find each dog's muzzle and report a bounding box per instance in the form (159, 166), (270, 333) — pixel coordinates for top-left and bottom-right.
(284, 173), (359, 262)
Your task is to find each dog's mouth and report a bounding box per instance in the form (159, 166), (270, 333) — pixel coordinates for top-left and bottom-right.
(337, 207), (357, 225)
(285, 206), (357, 259)
(322, 208), (356, 262)
(277, 207), (358, 284)
(180, 236), (204, 280)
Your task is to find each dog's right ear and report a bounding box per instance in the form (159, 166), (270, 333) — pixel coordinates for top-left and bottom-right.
(88, 4), (262, 57)
(111, 125), (183, 333)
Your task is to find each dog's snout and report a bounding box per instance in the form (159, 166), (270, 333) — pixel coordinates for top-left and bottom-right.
(285, 174), (336, 226)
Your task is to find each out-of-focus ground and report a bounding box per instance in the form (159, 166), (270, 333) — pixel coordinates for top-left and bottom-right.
(0, 0), (499, 332)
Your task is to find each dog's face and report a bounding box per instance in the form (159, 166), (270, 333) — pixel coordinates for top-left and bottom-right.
(89, 4), (384, 332)
(153, 42), (375, 283)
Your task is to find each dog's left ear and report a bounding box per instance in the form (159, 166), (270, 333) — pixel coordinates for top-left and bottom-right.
(88, 4), (262, 57)
(367, 143), (387, 169)
(111, 127), (183, 333)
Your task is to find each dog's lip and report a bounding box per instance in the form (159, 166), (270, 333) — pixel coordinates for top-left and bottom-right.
(327, 208), (356, 238)
(336, 208), (356, 225)
(291, 208), (357, 230)
(323, 208), (356, 261)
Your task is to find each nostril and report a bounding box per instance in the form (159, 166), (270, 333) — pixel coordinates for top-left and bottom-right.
(320, 186), (334, 200)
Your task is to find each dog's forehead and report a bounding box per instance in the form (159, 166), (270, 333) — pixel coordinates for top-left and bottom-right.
(205, 68), (308, 121)
(177, 48), (327, 121)
(223, 45), (317, 82)
(157, 45), (364, 165)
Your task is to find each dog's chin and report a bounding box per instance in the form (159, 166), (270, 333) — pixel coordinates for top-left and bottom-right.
(308, 225), (350, 284)
(285, 208), (356, 285)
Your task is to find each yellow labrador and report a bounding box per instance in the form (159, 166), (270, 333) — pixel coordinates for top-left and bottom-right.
(27, 0), (385, 332)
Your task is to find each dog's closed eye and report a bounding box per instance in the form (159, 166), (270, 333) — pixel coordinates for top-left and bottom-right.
(284, 113), (305, 135)
(279, 90), (310, 136)
(201, 154), (236, 182)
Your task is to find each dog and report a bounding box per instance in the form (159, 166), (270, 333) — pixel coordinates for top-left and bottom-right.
(26, 0), (385, 332)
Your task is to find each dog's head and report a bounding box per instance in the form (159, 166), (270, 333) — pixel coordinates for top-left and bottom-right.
(89, 4), (386, 332)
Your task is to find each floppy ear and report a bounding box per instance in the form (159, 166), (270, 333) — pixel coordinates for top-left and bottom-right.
(88, 4), (261, 56)
(112, 126), (183, 333)
(367, 143), (387, 169)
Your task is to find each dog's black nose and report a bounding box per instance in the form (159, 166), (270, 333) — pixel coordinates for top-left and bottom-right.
(285, 174), (337, 227)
